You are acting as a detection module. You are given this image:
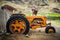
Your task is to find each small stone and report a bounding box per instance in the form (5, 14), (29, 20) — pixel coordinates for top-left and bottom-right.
(25, 34), (29, 38)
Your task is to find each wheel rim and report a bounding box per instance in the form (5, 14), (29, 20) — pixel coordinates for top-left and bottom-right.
(48, 29), (54, 33)
(9, 18), (26, 33)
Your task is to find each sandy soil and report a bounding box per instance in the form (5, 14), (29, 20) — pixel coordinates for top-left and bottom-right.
(0, 20), (60, 40)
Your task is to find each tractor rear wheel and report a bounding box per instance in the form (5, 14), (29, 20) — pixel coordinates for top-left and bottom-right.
(6, 15), (30, 35)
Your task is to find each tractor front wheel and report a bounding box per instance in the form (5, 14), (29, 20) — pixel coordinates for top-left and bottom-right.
(45, 26), (56, 33)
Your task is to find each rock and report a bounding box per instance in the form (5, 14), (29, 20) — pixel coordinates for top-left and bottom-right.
(52, 8), (60, 13)
(0, 31), (6, 36)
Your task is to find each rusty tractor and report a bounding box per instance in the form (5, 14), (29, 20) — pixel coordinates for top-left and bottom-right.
(6, 14), (56, 35)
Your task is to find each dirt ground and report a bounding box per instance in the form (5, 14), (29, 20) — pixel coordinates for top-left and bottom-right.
(0, 20), (60, 40)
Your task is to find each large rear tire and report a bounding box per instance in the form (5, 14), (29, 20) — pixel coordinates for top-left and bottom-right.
(6, 15), (30, 35)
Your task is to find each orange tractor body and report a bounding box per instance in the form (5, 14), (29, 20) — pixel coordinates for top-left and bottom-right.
(26, 16), (46, 29)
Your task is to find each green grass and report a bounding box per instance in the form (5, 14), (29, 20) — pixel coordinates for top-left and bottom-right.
(46, 13), (60, 17)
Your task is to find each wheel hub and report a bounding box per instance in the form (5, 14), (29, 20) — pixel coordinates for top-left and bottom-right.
(9, 19), (26, 33)
(48, 29), (54, 33)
